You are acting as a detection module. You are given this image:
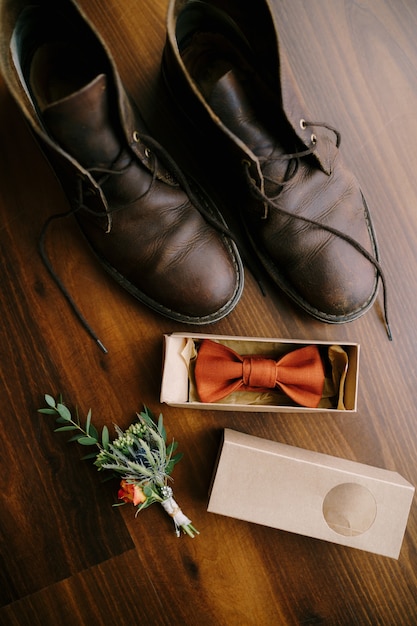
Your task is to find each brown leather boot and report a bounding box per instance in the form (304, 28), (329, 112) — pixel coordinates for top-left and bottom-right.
(0, 0), (244, 348)
(163, 0), (390, 334)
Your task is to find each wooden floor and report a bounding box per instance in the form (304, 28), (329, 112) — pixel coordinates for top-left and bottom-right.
(1, 0), (417, 623)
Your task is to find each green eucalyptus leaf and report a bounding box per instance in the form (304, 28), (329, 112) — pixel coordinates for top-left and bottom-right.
(55, 416), (70, 424)
(78, 436), (98, 446)
(143, 485), (153, 497)
(158, 413), (166, 442)
(67, 433), (84, 442)
(166, 441), (178, 456)
(81, 452), (99, 461)
(166, 453), (183, 474)
(54, 425), (78, 432)
(156, 435), (166, 462)
(139, 407), (154, 428)
(89, 424), (99, 441)
(85, 408), (92, 435)
(56, 403), (71, 421)
(45, 394), (56, 408)
(38, 408), (58, 415)
(102, 425), (109, 449)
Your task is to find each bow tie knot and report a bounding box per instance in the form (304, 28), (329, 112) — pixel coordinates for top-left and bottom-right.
(194, 339), (325, 407)
(242, 357), (277, 388)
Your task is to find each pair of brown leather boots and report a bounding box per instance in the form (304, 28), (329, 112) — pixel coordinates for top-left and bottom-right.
(0, 0), (388, 349)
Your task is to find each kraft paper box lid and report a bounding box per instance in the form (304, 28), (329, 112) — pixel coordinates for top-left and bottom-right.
(160, 333), (359, 412)
(207, 429), (415, 558)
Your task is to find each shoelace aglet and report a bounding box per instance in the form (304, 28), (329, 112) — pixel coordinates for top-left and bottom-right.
(386, 321), (393, 342)
(96, 339), (108, 354)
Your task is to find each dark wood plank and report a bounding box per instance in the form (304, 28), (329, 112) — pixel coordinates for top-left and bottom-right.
(1, 0), (417, 624)
(0, 551), (172, 626)
(0, 93), (137, 607)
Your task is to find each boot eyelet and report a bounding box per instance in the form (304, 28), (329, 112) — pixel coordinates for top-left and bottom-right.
(300, 119), (307, 130)
(145, 147), (151, 158)
(311, 133), (317, 144)
(132, 130), (140, 142)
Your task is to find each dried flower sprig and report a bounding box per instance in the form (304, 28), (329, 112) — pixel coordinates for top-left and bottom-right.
(38, 394), (199, 537)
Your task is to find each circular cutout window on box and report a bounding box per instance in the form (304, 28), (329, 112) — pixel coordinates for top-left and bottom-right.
(322, 483), (377, 537)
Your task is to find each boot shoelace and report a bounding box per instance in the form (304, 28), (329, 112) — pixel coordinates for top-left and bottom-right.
(242, 120), (392, 340)
(39, 131), (244, 353)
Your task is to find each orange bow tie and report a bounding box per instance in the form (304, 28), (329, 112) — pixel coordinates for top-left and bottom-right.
(194, 339), (325, 407)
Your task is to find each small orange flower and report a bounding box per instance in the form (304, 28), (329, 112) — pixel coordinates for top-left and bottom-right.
(118, 479), (147, 506)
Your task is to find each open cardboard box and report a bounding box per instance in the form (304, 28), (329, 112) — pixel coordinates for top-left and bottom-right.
(207, 429), (415, 558)
(160, 333), (359, 412)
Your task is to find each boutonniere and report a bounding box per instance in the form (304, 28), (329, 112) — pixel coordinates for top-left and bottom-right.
(38, 394), (199, 537)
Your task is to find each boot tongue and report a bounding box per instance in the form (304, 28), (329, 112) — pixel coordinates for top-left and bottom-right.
(207, 70), (292, 194)
(207, 70), (275, 157)
(42, 74), (123, 169)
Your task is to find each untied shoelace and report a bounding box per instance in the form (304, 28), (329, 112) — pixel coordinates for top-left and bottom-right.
(38, 131), (250, 352)
(242, 119), (392, 341)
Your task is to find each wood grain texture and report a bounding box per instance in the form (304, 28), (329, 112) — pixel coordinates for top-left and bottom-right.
(1, 0), (417, 624)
